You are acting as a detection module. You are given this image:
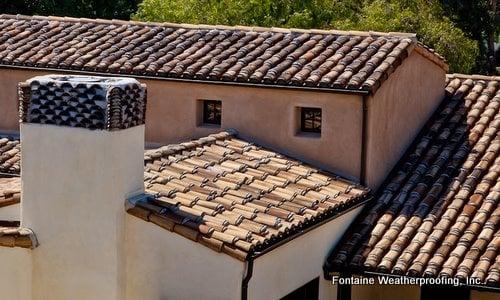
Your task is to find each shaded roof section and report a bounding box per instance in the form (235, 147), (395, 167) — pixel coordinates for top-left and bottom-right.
(0, 14), (445, 93)
(127, 131), (369, 260)
(326, 74), (500, 287)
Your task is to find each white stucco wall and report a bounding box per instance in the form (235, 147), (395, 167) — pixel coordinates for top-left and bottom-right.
(248, 205), (365, 300)
(0, 203), (20, 221)
(125, 215), (246, 300)
(21, 123), (145, 300)
(0, 247), (32, 300)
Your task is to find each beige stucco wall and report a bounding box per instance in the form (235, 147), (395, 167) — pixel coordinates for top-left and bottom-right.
(364, 51), (446, 189)
(143, 80), (363, 181)
(21, 123), (145, 300)
(471, 290), (499, 300)
(351, 284), (420, 300)
(248, 204), (365, 300)
(0, 247), (32, 300)
(0, 203), (20, 221)
(0, 68), (363, 182)
(125, 215), (245, 300)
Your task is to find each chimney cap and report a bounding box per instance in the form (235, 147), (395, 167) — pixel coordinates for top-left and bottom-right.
(19, 74), (147, 131)
(26, 74), (138, 87)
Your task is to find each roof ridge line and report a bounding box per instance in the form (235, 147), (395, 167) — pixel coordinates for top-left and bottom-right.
(144, 129), (238, 161)
(1, 13), (419, 39)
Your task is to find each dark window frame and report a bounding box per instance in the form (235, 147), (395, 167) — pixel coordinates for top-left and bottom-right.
(280, 277), (319, 300)
(202, 100), (222, 125)
(300, 107), (322, 134)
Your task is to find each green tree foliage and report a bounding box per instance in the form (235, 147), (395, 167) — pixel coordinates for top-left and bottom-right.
(331, 0), (480, 74)
(0, 0), (140, 20)
(440, 0), (499, 74)
(133, 0), (482, 73)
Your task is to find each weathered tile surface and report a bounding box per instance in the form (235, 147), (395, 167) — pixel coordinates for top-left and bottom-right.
(128, 131), (369, 260)
(326, 74), (500, 286)
(0, 177), (20, 208)
(0, 226), (37, 249)
(0, 135), (21, 209)
(0, 14), (446, 93)
(0, 136), (20, 174)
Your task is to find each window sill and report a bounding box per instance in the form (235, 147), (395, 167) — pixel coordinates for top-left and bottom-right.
(198, 123), (221, 129)
(295, 132), (321, 139)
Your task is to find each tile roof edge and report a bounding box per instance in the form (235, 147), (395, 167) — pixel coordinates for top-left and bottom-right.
(125, 193), (373, 261)
(446, 73), (500, 82)
(323, 268), (500, 290)
(144, 129), (238, 162)
(0, 197), (20, 208)
(412, 42), (448, 71)
(0, 226), (38, 249)
(2, 13), (418, 39)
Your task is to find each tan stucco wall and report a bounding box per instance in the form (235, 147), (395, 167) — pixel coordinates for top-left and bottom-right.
(143, 80), (363, 181)
(0, 69), (49, 130)
(351, 284), (420, 300)
(0, 68), (363, 181)
(0, 203), (20, 221)
(364, 51), (446, 189)
(125, 215), (245, 300)
(471, 290), (499, 300)
(248, 205), (365, 300)
(0, 247), (31, 300)
(21, 124), (145, 300)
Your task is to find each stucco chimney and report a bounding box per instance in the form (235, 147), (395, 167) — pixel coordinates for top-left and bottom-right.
(18, 75), (146, 299)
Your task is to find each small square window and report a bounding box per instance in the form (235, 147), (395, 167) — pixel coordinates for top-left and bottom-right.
(300, 107), (321, 133)
(202, 100), (222, 125)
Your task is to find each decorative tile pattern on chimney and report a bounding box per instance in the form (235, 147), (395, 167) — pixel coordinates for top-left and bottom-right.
(18, 75), (147, 130)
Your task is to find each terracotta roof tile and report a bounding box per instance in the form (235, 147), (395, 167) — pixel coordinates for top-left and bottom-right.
(0, 177), (20, 208)
(0, 14), (446, 93)
(0, 226), (37, 249)
(0, 135), (20, 175)
(0, 134), (21, 209)
(128, 130), (369, 260)
(326, 74), (500, 287)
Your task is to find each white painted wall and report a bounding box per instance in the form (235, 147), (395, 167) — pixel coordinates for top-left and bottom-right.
(125, 215), (246, 300)
(248, 205), (365, 300)
(0, 203), (20, 221)
(0, 247), (32, 300)
(21, 123), (145, 300)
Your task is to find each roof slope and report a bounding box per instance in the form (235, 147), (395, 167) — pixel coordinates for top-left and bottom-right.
(326, 74), (500, 286)
(0, 135), (20, 208)
(127, 131), (369, 260)
(0, 14), (445, 93)
(0, 136), (20, 174)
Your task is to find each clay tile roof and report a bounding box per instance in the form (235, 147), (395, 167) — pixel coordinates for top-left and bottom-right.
(0, 14), (446, 93)
(0, 177), (20, 208)
(0, 134), (21, 209)
(325, 74), (500, 287)
(0, 135), (20, 175)
(127, 130), (369, 260)
(0, 226), (38, 249)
